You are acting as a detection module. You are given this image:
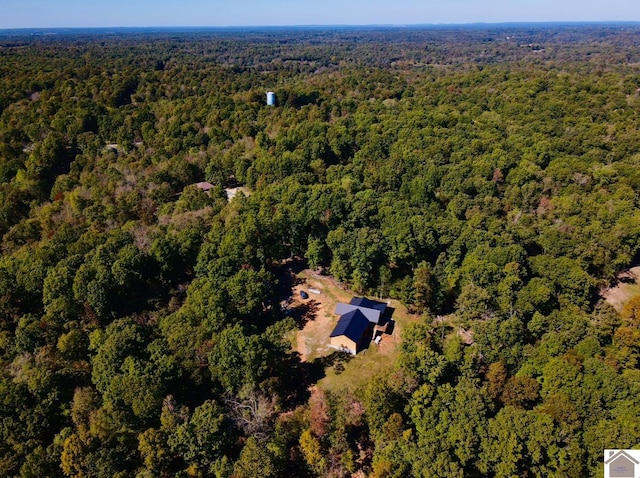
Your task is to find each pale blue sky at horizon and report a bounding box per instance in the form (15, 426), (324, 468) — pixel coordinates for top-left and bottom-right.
(1, 0), (639, 29)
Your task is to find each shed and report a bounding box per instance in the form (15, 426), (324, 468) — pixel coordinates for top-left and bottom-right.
(195, 181), (215, 193)
(329, 309), (371, 355)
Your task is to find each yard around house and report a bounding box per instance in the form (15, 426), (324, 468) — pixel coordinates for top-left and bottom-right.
(285, 268), (419, 392)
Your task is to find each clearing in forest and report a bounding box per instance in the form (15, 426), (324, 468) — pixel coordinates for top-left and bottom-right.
(602, 266), (640, 312)
(284, 268), (418, 392)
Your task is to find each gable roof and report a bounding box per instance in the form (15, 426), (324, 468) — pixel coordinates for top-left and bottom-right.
(350, 297), (387, 313)
(335, 303), (381, 324)
(330, 309), (370, 342)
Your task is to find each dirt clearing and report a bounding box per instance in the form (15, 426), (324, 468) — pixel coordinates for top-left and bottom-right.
(602, 266), (640, 312)
(286, 270), (354, 362)
(279, 267), (419, 391)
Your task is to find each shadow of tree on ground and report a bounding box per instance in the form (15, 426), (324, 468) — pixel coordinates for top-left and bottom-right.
(288, 299), (320, 329)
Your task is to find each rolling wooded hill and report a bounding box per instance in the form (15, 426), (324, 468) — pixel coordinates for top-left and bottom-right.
(0, 24), (640, 477)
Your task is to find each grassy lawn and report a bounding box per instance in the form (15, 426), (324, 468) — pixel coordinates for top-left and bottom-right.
(288, 268), (420, 393)
(320, 298), (417, 393)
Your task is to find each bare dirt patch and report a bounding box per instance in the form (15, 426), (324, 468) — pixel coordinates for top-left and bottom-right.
(288, 270), (354, 362)
(602, 266), (640, 312)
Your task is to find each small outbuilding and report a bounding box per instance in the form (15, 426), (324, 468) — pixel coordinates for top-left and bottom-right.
(195, 182), (215, 193)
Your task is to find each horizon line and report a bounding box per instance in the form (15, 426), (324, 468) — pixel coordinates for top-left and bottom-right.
(2, 20), (640, 32)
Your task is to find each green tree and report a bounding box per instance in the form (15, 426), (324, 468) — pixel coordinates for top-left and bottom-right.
(412, 261), (434, 314)
(208, 325), (268, 393)
(168, 400), (233, 473)
(233, 436), (279, 478)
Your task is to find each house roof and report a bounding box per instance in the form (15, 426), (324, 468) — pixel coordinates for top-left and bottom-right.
(330, 309), (370, 342)
(335, 303), (381, 324)
(196, 181), (215, 191)
(350, 297), (387, 313)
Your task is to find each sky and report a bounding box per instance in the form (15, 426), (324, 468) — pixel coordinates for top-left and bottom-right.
(0, 0), (639, 29)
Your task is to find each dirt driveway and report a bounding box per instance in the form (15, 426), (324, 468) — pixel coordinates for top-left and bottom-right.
(286, 270), (352, 362)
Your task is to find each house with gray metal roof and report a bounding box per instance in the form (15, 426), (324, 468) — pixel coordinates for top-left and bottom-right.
(329, 297), (388, 355)
(334, 297), (387, 324)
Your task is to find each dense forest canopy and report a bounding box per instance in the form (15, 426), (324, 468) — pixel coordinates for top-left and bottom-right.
(1, 23), (640, 477)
